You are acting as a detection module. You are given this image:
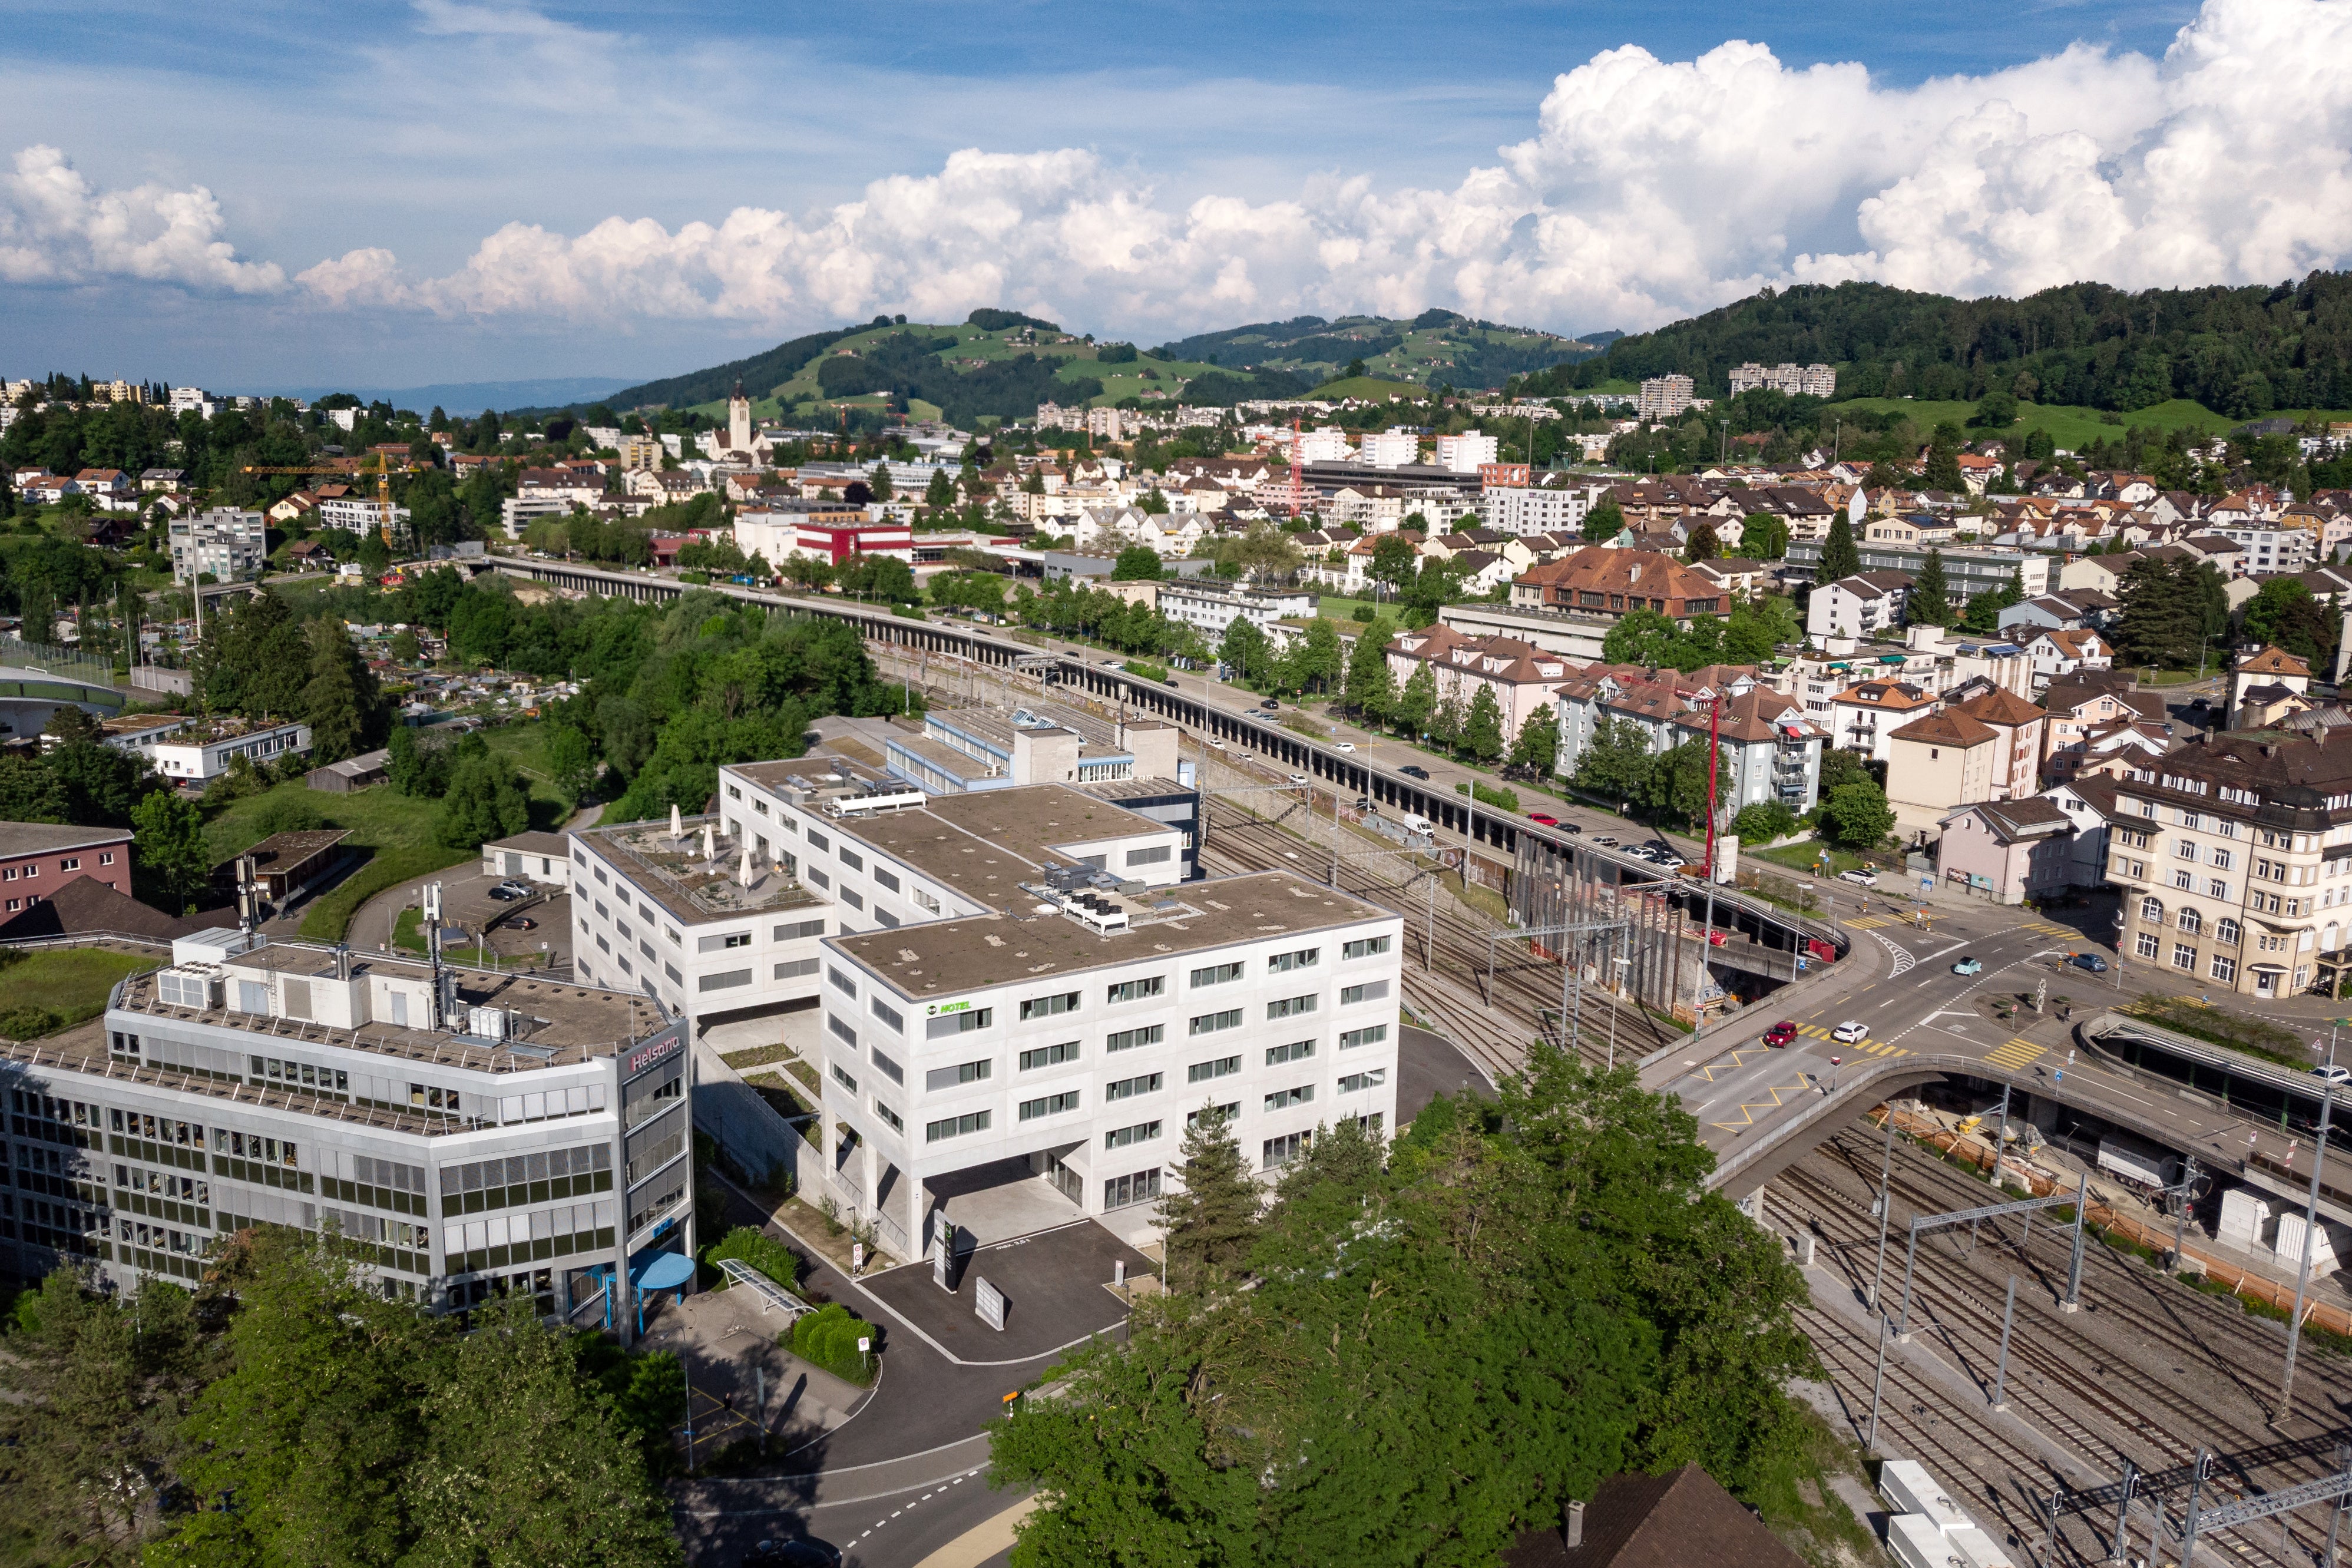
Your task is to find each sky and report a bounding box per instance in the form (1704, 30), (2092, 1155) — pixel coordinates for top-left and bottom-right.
(2, 0), (2348, 396)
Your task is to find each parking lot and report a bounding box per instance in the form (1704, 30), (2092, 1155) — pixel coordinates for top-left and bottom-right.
(360, 864), (572, 969)
(859, 1219), (1148, 1363)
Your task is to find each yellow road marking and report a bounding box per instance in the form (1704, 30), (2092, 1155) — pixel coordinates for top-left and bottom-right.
(1986, 1037), (2046, 1070)
(1710, 1078), (1816, 1130)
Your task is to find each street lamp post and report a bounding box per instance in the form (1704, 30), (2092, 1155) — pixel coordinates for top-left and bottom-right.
(1607, 956), (1632, 1069)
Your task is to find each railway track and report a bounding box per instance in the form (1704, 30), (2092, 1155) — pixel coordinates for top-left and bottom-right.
(1780, 1126), (2352, 1567)
(1200, 813), (1678, 1079)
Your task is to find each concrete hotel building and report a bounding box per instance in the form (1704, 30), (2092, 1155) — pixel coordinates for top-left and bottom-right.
(5, 933), (689, 1337)
(2106, 730), (2352, 998)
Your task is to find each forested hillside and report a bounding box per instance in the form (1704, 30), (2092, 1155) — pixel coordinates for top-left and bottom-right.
(1527, 274), (2352, 417)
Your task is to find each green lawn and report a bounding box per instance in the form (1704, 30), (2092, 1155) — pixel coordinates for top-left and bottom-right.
(1748, 839), (1866, 877)
(1309, 596), (1388, 624)
(0, 947), (155, 1036)
(199, 721), (577, 942)
(1305, 376), (1430, 402)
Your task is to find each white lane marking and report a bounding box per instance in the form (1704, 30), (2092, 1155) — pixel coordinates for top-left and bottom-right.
(1868, 929), (1914, 977)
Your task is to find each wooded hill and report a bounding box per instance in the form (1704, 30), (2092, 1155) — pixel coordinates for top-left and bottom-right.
(1524, 273), (2352, 418)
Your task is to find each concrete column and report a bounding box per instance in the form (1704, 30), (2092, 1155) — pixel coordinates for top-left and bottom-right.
(859, 1137), (879, 1225)
(902, 1166), (927, 1264)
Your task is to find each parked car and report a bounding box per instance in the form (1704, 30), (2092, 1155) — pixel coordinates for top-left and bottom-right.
(1837, 869), (1877, 887)
(1592, 835), (1617, 847)
(1401, 765), (1430, 780)
(1762, 1020), (1798, 1048)
(498, 879), (532, 894)
(1831, 1020), (1869, 1044)
(502, 916), (538, 931)
(2067, 952), (2109, 972)
(1526, 812), (1558, 826)
(487, 885), (525, 902)
(1950, 957), (1982, 975)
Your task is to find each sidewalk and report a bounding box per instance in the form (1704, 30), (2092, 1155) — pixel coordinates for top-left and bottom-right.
(647, 1283), (872, 1468)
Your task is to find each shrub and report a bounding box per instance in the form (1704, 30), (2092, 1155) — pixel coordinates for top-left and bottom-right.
(1470, 781), (1519, 812)
(0, 1006), (62, 1040)
(246, 794), (329, 837)
(705, 1226), (799, 1293)
(1730, 800), (1798, 843)
(788, 1302), (878, 1384)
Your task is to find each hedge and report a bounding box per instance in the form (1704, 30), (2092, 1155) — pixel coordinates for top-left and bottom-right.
(704, 1226), (799, 1293)
(788, 1302), (878, 1385)
(299, 845), (475, 943)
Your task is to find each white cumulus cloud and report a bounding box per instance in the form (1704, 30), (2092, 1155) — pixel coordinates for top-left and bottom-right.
(22, 0), (2352, 339)
(0, 145), (286, 295)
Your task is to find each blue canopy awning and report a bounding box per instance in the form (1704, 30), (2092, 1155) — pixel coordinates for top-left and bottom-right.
(631, 1249), (694, 1292)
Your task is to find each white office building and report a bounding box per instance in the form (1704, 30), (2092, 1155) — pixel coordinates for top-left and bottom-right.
(1157, 581), (1314, 644)
(1358, 430), (1420, 469)
(168, 508), (267, 584)
(319, 495), (408, 537)
(148, 719), (312, 784)
(1481, 482), (1597, 537)
(7, 932), (687, 1339)
(1433, 431), (1500, 473)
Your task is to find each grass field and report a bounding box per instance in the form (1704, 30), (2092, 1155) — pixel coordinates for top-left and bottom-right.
(197, 721), (577, 942)
(1305, 376), (1431, 402)
(0, 947), (154, 1036)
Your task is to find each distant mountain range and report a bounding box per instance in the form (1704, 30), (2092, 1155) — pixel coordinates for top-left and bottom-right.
(565, 307), (1620, 422)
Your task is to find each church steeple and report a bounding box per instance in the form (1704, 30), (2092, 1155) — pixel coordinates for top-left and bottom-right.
(728, 377), (752, 454)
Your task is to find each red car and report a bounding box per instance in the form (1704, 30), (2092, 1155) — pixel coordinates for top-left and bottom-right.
(1762, 1020), (1798, 1048)
(1526, 812), (1558, 825)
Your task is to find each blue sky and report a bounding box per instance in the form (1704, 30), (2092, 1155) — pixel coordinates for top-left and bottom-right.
(4, 0), (2337, 395)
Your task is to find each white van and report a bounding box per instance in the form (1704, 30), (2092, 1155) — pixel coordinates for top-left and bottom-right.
(1400, 813), (1435, 835)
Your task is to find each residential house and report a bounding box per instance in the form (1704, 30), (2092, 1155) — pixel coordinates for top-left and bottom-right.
(2024, 628), (2113, 683)
(1509, 547), (1728, 624)
(1805, 571), (1914, 641)
(1554, 669), (1821, 814)
(2228, 644), (2313, 729)
(2038, 672), (2165, 782)
(1386, 627), (1576, 746)
(1935, 797), (2080, 904)
(1688, 558), (1765, 598)
(1827, 681), (1936, 762)
(2047, 773), (2122, 889)
(1884, 687), (2045, 841)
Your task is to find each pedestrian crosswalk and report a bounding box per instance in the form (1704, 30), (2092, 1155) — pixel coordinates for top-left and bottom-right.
(1790, 1023), (1910, 1057)
(1845, 915), (1894, 929)
(2022, 921), (2075, 938)
(1985, 1036), (2046, 1071)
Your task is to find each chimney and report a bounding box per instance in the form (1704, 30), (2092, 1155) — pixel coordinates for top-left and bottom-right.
(1564, 1500), (1585, 1549)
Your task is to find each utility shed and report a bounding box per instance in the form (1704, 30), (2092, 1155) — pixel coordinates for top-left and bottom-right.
(1502, 1464), (1805, 1568)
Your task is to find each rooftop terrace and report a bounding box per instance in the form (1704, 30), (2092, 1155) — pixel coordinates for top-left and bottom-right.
(576, 815), (822, 927)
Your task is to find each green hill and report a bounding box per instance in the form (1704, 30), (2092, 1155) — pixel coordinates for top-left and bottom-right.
(1155, 308), (1607, 389)
(1525, 274), (2352, 418)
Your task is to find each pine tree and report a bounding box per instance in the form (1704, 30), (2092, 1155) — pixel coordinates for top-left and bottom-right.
(1682, 522), (1721, 563)
(1156, 1109), (1259, 1293)
(1820, 512), (1861, 583)
(1910, 548), (1953, 627)
(303, 618), (383, 765)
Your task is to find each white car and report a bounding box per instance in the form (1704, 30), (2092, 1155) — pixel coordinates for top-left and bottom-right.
(1831, 1020), (1868, 1044)
(2314, 1064), (2352, 1086)
(1838, 869), (1878, 887)
(1334, 742), (1357, 753)
(1288, 773), (1310, 786)
(1207, 738), (1225, 749)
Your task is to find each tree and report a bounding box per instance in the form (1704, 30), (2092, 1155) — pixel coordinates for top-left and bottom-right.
(1602, 607), (1681, 669)
(0, 755), (67, 822)
(1110, 545), (1164, 581)
(1818, 776), (1895, 849)
(868, 461), (894, 501)
(1910, 548), (1953, 627)
(1219, 617), (1270, 684)
(1566, 495), (1620, 547)
(390, 627), (422, 664)
(2114, 556), (2212, 667)
(1819, 511), (1861, 583)
(1816, 746), (1873, 803)
(1460, 685), (1507, 763)
(303, 617), (385, 765)
(1295, 617), (1344, 694)
(1641, 737), (1733, 834)
(1155, 1109), (1258, 1293)
(1343, 620), (1394, 719)
(1969, 390), (2019, 429)
(131, 788), (210, 912)
(46, 732), (156, 827)
(1573, 714), (1651, 809)
(437, 751), (531, 849)
(1392, 661), (1436, 739)
(1923, 441), (1966, 494)
(1134, 487), (1170, 515)
(547, 724), (599, 799)
(923, 468), (957, 510)
(1735, 511), (1789, 561)
(1509, 704), (1560, 776)
(991, 1058), (1815, 1566)
(2242, 576), (2336, 666)
(1682, 522), (1721, 563)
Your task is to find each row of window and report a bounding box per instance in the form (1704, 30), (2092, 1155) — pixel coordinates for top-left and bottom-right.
(0, 851), (113, 883)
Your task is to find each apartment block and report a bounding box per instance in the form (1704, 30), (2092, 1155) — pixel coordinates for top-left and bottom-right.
(167, 508), (267, 584)
(2107, 732), (2352, 999)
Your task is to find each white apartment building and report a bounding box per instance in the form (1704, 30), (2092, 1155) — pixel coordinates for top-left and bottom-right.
(818, 866), (1401, 1252)
(1727, 362), (1837, 398)
(1159, 581), (1314, 644)
(166, 386), (211, 414)
(1481, 482), (1595, 537)
(2209, 521), (2318, 575)
(1297, 427), (1354, 462)
(318, 495), (407, 536)
(168, 508), (267, 584)
(7, 931), (688, 1339)
(150, 720), (312, 783)
(2107, 730), (2352, 1000)
(1638, 375), (1696, 421)
(1358, 430), (1419, 469)
(1807, 572), (1915, 641)
(1433, 432), (1500, 473)
(501, 495), (570, 537)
